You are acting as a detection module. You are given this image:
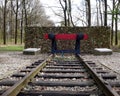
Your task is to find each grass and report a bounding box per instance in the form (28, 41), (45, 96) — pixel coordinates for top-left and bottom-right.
(0, 45), (24, 51)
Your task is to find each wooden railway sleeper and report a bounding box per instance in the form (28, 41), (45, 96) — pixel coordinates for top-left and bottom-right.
(0, 54), (119, 96)
(29, 80), (94, 87)
(1, 55), (53, 96)
(76, 55), (120, 96)
(18, 90), (99, 96)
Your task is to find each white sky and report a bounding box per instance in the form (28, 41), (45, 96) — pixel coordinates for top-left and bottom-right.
(40, 0), (61, 24)
(0, 0), (116, 27)
(0, 0), (119, 29)
(40, 0), (109, 26)
(40, 0), (89, 26)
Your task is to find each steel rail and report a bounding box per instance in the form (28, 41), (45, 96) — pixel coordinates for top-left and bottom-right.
(76, 54), (119, 96)
(1, 54), (53, 96)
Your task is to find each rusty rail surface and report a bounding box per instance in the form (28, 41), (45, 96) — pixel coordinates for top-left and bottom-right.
(76, 54), (119, 96)
(0, 54), (120, 96)
(1, 54), (53, 96)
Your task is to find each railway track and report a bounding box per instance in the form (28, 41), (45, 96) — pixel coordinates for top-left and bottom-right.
(0, 54), (120, 96)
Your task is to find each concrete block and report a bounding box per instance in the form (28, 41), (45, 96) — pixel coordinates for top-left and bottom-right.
(94, 48), (112, 55)
(23, 48), (41, 55)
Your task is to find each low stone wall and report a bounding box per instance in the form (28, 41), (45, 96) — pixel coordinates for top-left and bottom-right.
(25, 26), (111, 53)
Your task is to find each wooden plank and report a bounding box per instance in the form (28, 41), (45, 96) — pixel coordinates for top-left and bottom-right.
(46, 66), (84, 69)
(37, 74), (85, 78)
(18, 90), (97, 96)
(42, 69), (85, 73)
(0, 80), (17, 86)
(30, 80), (94, 87)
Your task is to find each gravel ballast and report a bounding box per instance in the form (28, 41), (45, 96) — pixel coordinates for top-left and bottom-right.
(0, 52), (120, 80)
(0, 51), (48, 80)
(81, 52), (120, 74)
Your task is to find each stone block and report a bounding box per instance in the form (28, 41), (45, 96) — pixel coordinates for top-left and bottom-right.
(23, 48), (41, 55)
(94, 48), (112, 55)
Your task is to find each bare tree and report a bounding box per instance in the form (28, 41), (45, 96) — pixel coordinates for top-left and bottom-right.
(0, 2), (4, 42)
(76, 3), (88, 26)
(59, 0), (74, 26)
(85, 0), (91, 27)
(96, 0), (99, 26)
(11, 0), (21, 44)
(25, 0), (54, 26)
(9, 0), (14, 42)
(22, 0), (28, 27)
(114, 1), (120, 45)
(111, 0), (115, 45)
(15, 0), (19, 44)
(67, 0), (74, 26)
(20, 5), (24, 44)
(104, 0), (107, 26)
(59, 0), (67, 26)
(0, 0), (54, 44)
(98, 0), (103, 26)
(3, 0), (7, 44)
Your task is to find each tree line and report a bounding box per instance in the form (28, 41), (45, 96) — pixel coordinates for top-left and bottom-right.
(0, 0), (54, 45)
(0, 0), (120, 45)
(58, 0), (120, 45)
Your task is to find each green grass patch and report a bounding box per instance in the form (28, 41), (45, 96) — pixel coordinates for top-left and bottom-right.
(0, 45), (24, 51)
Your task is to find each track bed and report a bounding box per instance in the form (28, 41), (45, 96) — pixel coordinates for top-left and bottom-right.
(0, 55), (120, 96)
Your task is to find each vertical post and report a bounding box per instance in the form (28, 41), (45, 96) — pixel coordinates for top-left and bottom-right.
(51, 38), (57, 54)
(75, 35), (80, 54)
(62, 51), (64, 57)
(48, 34), (57, 54)
(75, 34), (84, 54)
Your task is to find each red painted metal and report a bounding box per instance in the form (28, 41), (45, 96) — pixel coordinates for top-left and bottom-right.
(55, 34), (76, 40)
(44, 34), (49, 39)
(44, 34), (88, 40)
(83, 33), (88, 40)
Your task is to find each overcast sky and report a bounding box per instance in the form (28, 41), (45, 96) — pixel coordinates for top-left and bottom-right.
(40, 0), (112, 26)
(0, 0), (115, 27)
(40, 0), (90, 26)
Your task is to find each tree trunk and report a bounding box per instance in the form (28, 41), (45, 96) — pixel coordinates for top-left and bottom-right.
(111, 0), (115, 45)
(96, 0), (99, 26)
(104, 0), (107, 26)
(85, 0), (91, 27)
(10, 0), (14, 42)
(115, 13), (118, 45)
(88, 0), (91, 26)
(68, 0), (74, 26)
(59, 0), (68, 26)
(99, 0), (103, 26)
(23, 0), (28, 27)
(20, 8), (24, 44)
(114, 1), (120, 45)
(3, 0), (7, 45)
(15, 0), (18, 44)
(64, 0), (67, 26)
(67, 0), (70, 26)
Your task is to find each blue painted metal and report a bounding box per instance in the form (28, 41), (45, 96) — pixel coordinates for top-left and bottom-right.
(48, 33), (84, 54)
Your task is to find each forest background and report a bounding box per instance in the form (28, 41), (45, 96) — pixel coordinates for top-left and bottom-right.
(0, 0), (120, 50)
